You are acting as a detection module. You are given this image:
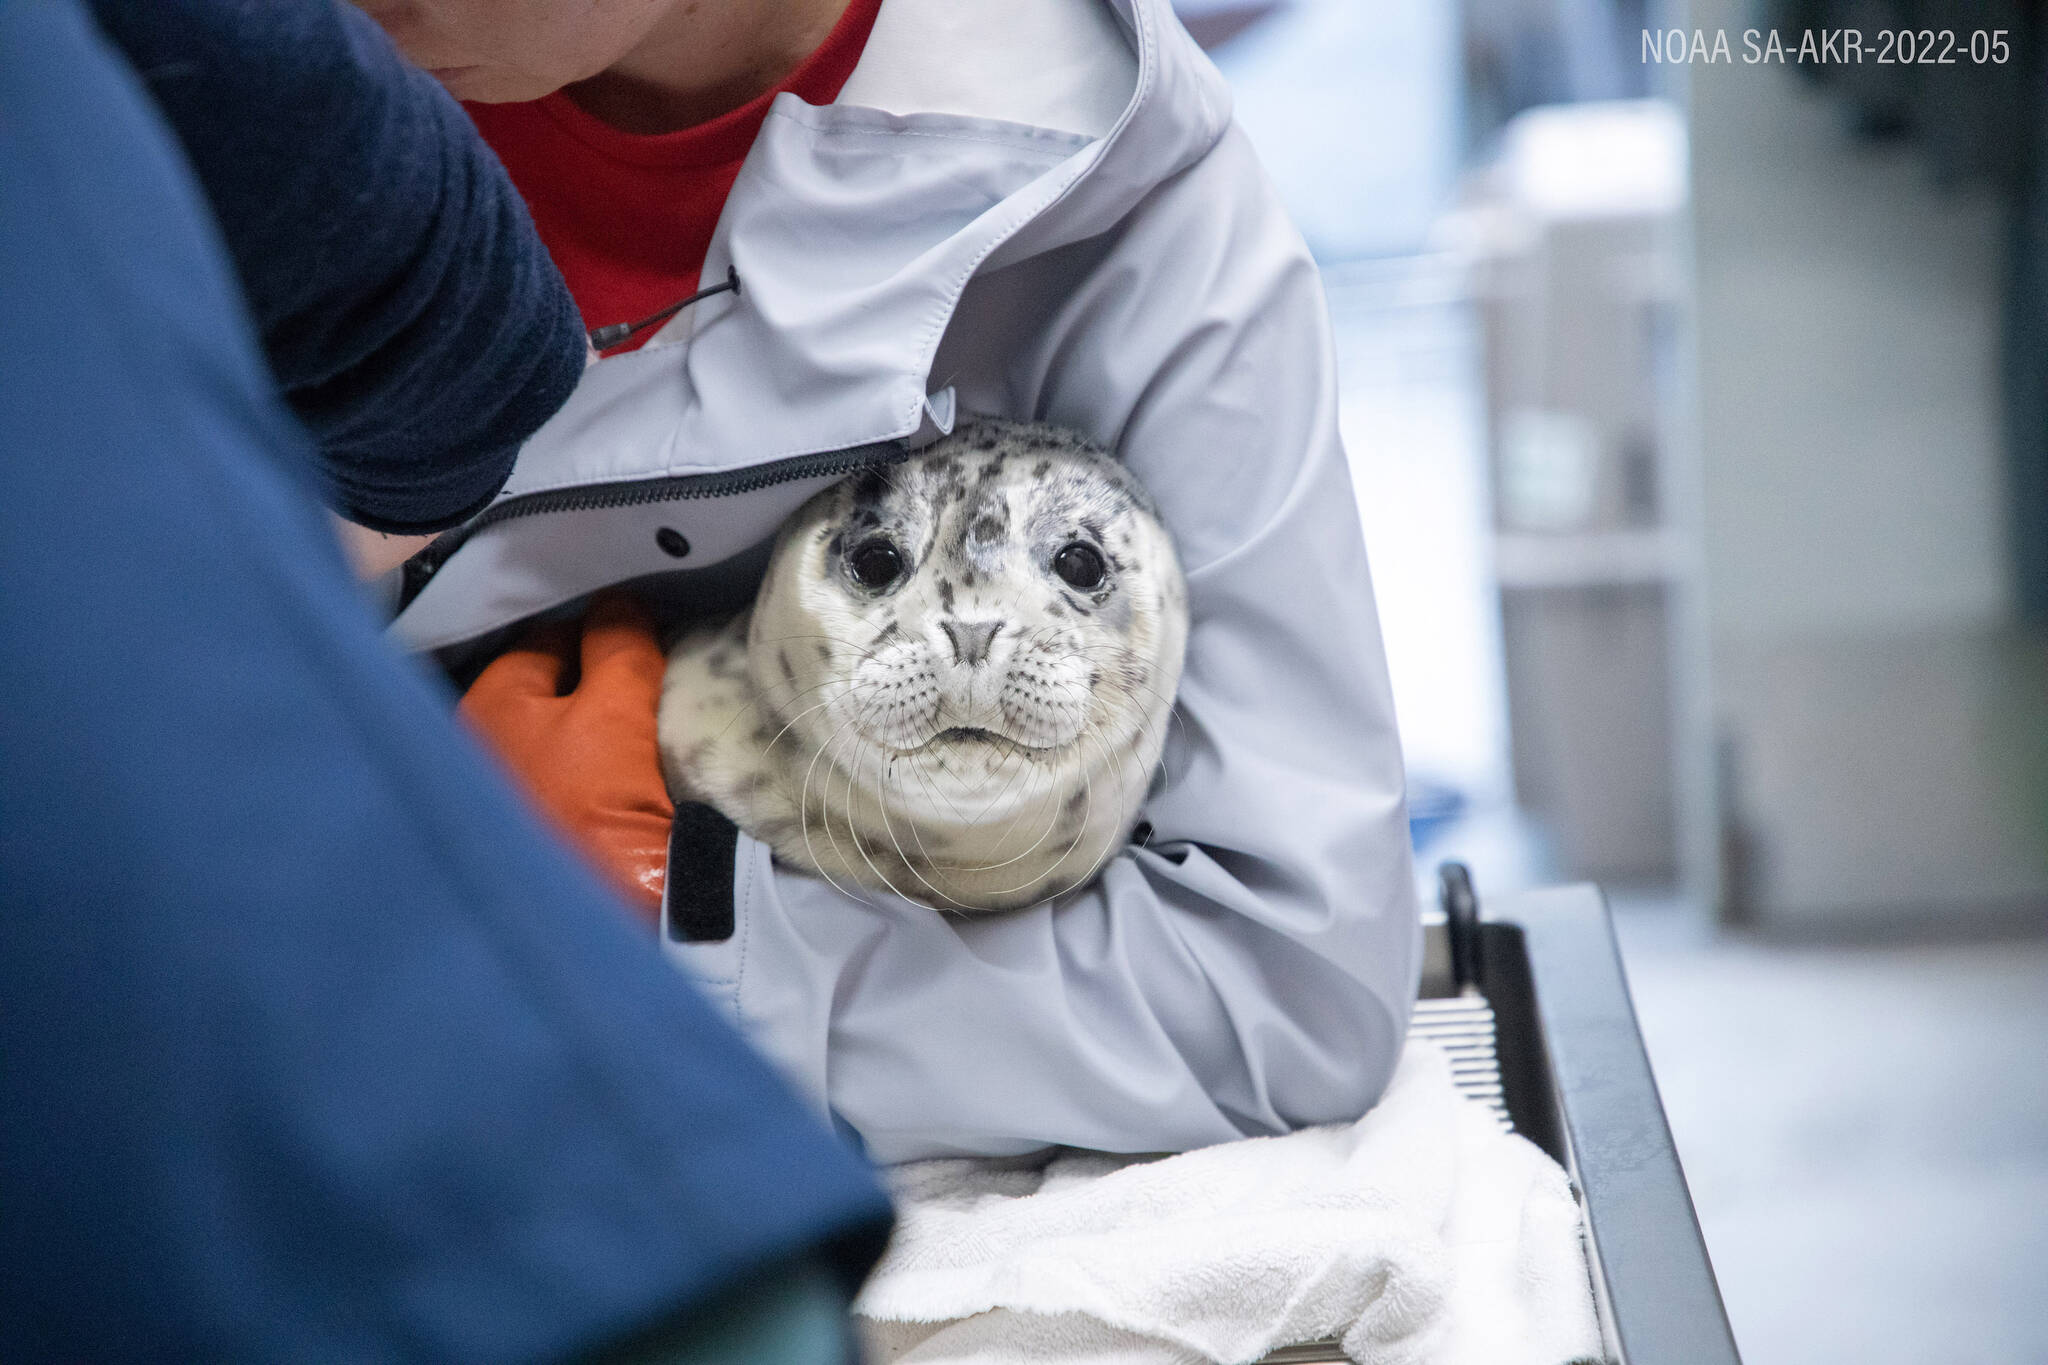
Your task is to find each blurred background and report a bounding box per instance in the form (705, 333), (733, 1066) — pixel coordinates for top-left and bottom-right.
(1175, 0), (2048, 1360)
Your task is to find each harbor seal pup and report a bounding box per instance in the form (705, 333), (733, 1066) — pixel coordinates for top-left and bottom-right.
(657, 418), (1187, 912)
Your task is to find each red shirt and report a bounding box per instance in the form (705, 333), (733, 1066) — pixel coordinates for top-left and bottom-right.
(467, 0), (882, 352)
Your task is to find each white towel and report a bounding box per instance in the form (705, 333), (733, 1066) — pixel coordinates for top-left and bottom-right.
(853, 1040), (1602, 1365)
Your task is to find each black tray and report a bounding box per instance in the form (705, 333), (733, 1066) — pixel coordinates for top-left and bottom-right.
(1263, 869), (1741, 1365)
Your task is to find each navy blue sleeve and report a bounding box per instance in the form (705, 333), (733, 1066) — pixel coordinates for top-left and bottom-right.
(86, 0), (585, 534)
(0, 4), (888, 1360)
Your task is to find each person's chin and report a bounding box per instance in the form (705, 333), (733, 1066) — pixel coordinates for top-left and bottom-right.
(426, 64), (550, 103)
(425, 64), (486, 97)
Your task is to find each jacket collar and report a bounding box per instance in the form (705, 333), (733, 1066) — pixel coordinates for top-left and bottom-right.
(492, 0), (1231, 500)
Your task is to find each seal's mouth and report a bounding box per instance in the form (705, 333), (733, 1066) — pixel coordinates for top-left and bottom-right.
(938, 726), (1005, 744)
(918, 725), (1059, 755)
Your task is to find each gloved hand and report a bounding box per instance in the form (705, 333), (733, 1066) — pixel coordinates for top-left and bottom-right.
(459, 592), (673, 928)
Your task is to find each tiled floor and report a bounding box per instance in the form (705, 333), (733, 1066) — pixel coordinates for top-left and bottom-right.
(1613, 899), (2048, 1365)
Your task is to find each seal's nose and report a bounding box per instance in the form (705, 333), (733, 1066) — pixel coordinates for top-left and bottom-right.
(939, 618), (1003, 668)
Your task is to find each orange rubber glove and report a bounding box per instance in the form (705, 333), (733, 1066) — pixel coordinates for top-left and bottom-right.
(459, 592), (673, 929)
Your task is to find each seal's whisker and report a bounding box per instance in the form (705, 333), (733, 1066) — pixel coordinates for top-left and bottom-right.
(948, 749), (1070, 880)
(941, 783), (1055, 885)
(807, 719), (882, 903)
(835, 687), (995, 859)
(1068, 723), (1137, 895)
(752, 669), (877, 734)
(975, 742), (1091, 898)
(916, 755), (979, 828)
(747, 677), (879, 780)
(1012, 718), (1136, 911)
(966, 723), (1046, 823)
(874, 758), (984, 910)
(1030, 645), (1191, 772)
(798, 707), (885, 907)
(751, 629), (891, 666)
(838, 733), (907, 902)
(907, 739), (1048, 878)
(660, 418), (1186, 912)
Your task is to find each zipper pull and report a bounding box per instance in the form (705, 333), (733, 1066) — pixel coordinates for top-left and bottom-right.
(587, 266), (742, 353)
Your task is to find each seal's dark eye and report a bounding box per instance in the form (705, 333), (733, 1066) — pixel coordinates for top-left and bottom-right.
(1052, 542), (1106, 590)
(848, 537), (904, 589)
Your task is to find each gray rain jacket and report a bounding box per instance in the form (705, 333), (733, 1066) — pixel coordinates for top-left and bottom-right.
(394, 0), (1420, 1165)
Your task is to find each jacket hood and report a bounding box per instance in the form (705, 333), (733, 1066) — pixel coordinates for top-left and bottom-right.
(515, 0), (1234, 493)
(908, 0), (1237, 268)
(393, 0), (1233, 650)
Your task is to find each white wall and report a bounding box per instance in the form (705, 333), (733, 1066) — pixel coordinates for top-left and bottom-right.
(1688, 0), (2009, 644)
(1685, 0), (2048, 927)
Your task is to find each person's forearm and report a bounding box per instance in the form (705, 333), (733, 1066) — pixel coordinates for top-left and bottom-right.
(88, 0), (584, 535)
(665, 122), (1421, 1163)
(684, 828), (1415, 1165)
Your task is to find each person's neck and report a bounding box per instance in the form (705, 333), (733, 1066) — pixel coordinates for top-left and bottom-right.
(565, 0), (856, 134)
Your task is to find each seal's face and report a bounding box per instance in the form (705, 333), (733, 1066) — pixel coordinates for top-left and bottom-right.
(749, 420), (1186, 839)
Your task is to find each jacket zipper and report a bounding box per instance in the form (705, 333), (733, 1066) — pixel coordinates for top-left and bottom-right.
(400, 441), (907, 606)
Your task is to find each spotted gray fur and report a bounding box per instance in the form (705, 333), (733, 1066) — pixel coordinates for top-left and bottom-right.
(657, 417), (1188, 912)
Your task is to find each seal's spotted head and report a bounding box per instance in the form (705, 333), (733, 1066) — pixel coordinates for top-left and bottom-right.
(744, 417), (1187, 907)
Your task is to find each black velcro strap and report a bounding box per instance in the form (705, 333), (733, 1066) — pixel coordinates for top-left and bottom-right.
(664, 802), (739, 943)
